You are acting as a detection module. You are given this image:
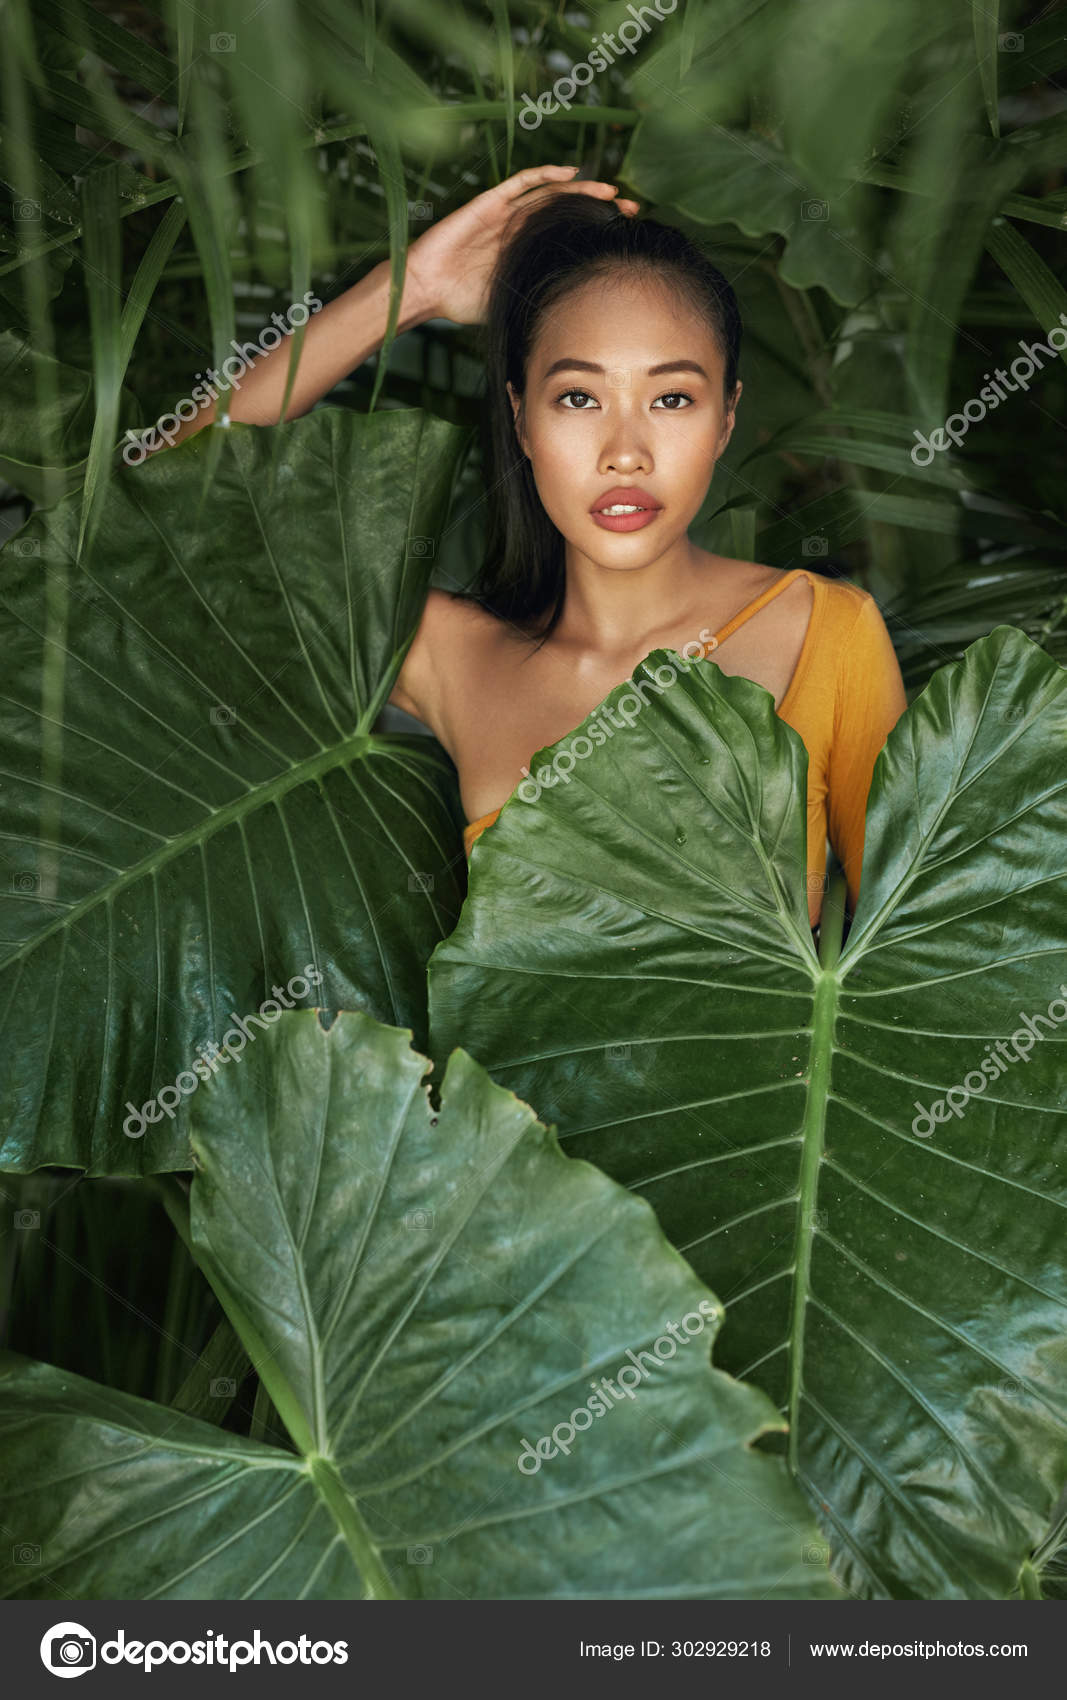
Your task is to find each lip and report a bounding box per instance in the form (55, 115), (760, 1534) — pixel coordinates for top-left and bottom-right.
(589, 486), (663, 533)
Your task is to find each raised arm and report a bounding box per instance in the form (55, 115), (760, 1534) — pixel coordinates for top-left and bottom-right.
(153, 164), (639, 452)
(154, 262), (434, 443)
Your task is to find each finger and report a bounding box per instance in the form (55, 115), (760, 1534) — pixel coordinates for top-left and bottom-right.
(563, 180), (620, 195)
(510, 173), (626, 206)
(500, 176), (619, 224)
(497, 164), (581, 196)
(560, 186), (641, 216)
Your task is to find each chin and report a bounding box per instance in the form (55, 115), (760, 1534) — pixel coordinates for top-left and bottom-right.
(595, 552), (660, 572)
(580, 519), (686, 565)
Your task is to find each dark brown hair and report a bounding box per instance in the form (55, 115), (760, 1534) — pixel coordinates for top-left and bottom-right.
(469, 192), (743, 649)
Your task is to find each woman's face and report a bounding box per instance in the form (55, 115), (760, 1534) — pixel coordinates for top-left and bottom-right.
(507, 271), (741, 572)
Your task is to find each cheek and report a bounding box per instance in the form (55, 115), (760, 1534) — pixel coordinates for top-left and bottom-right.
(679, 432), (716, 472)
(655, 423), (721, 502)
(526, 459), (574, 532)
(523, 424), (575, 504)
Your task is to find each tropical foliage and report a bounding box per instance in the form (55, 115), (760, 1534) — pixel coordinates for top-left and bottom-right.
(428, 627), (1067, 1600)
(2, 1010), (840, 1600)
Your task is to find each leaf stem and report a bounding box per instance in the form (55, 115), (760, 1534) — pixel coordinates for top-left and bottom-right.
(306, 1454), (399, 1599)
(818, 860), (847, 973)
(788, 860), (845, 1474)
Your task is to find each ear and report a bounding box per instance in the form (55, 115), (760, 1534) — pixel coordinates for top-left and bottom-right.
(717, 379), (742, 455)
(506, 380), (529, 458)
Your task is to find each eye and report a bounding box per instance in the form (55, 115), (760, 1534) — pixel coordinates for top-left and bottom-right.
(553, 388), (696, 410)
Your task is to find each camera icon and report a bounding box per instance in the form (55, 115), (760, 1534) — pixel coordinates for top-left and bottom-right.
(407, 1544), (434, 1564)
(999, 1378), (1023, 1396)
(801, 200), (828, 221)
(15, 1209), (40, 1229)
(41, 1623), (97, 1675)
(407, 201), (433, 221)
(14, 200), (40, 221)
(210, 704), (237, 725)
(999, 705), (1026, 722)
(806, 871), (828, 892)
(808, 1208), (827, 1230)
(606, 1043), (631, 1061)
(14, 1542), (40, 1563)
(210, 1377), (237, 1397)
(12, 871), (40, 893)
(408, 871), (434, 892)
(407, 537), (435, 558)
(802, 1542), (829, 1564)
(998, 32), (1023, 52)
(14, 537), (41, 557)
(403, 1208), (435, 1231)
(210, 32), (237, 51)
(802, 533), (828, 557)
(606, 368), (631, 388)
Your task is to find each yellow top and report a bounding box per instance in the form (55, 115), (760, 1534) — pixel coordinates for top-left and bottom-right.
(461, 567), (908, 926)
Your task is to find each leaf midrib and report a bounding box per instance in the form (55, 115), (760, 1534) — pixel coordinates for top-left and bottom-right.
(3, 730), (444, 971)
(787, 964), (839, 1475)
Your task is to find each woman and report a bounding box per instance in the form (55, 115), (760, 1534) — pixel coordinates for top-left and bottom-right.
(165, 163), (906, 931)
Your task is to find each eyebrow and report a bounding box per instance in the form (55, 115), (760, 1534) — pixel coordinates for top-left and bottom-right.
(541, 358), (710, 380)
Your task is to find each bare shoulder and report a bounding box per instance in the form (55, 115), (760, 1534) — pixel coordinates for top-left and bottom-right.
(701, 553), (814, 620)
(698, 550), (791, 595)
(416, 587), (508, 664)
(737, 558), (806, 595)
(389, 587), (505, 727)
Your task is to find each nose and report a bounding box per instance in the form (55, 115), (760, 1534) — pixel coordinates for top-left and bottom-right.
(599, 434), (652, 477)
(596, 376), (654, 475)
(601, 454), (650, 475)
(594, 372), (655, 476)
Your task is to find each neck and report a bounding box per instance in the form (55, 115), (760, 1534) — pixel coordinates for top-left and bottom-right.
(552, 534), (719, 653)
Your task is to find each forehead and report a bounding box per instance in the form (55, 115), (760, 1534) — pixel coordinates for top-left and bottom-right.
(528, 270), (721, 374)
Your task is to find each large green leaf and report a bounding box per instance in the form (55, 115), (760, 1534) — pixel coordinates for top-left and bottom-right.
(0, 332), (123, 502)
(621, 120), (875, 306)
(972, 0), (1002, 138)
(986, 217), (1067, 364)
(79, 194), (188, 552)
(0, 1010), (840, 1600)
(0, 407), (473, 1176)
(738, 408), (975, 494)
(754, 486), (1064, 565)
(428, 625), (1067, 1599)
(891, 118), (1031, 423)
